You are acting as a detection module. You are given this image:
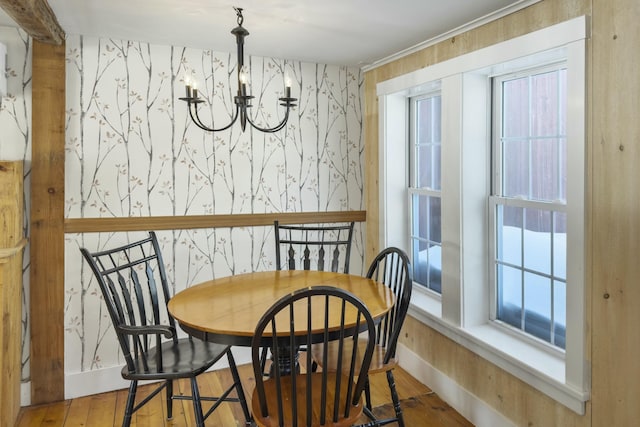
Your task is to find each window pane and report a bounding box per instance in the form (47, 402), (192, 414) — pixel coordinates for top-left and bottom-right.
(496, 264), (522, 329)
(415, 95), (442, 190)
(530, 70), (563, 136)
(523, 208), (552, 275)
(523, 272), (551, 342)
(416, 96), (442, 143)
(412, 239), (442, 293)
(501, 139), (529, 198)
(411, 193), (441, 293)
(413, 194), (441, 243)
(554, 212), (567, 281)
(416, 144), (441, 189)
(496, 205), (522, 267)
(530, 138), (565, 201)
(502, 78), (529, 138)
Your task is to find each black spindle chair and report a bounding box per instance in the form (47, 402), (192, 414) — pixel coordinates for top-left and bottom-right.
(274, 220), (355, 273)
(262, 220), (356, 374)
(311, 247), (413, 427)
(251, 286), (376, 427)
(80, 232), (252, 427)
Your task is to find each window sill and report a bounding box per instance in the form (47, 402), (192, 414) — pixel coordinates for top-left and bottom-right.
(408, 288), (589, 414)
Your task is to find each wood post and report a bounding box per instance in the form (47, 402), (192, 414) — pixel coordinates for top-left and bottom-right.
(30, 39), (66, 404)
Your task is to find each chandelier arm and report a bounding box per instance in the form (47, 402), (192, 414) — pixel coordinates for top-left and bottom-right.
(189, 102), (240, 132)
(244, 105), (292, 133)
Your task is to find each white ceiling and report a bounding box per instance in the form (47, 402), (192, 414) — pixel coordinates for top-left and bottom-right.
(0, 0), (532, 67)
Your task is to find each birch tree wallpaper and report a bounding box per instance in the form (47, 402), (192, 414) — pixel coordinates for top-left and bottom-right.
(63, 34), (364, 395)
(0, 26), (31, 384)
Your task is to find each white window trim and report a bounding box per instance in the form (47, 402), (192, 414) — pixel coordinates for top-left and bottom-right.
(377, 16), (588, 414)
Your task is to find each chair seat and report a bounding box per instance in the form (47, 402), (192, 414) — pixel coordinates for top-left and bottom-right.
(251, 372), (364, 427)
(122, 338), (231, 380)
(310, 341), (397, 376)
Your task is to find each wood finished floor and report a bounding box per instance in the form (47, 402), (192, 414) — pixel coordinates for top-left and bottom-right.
(17, 364), (473, 426)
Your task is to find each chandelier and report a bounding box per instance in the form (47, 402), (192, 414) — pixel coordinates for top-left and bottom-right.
(180, 7), (297, 133)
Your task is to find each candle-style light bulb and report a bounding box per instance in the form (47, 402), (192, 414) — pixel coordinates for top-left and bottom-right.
(185, 74), (192, 98)
(240, 65), (249, 83)
(239, 65), (249, 96)
(284, 73), (292, 98)
(192, 79), (198, 99)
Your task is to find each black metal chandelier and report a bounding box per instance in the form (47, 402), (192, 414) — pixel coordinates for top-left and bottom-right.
(180, 7), (297, 133)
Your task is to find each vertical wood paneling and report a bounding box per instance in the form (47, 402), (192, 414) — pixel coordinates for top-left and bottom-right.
(365, 0), (597, 425)
(0, 161), (25, 427)
(364, 81), (380, 265)
(30, 39), (66, 404)
(591, 0), (640, 425)
(0, 161), (24, 246)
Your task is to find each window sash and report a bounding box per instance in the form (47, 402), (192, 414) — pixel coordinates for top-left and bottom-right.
(489, 196), (567, 349)
(490, 63), (568, 349)
(409, 93), (442, 293)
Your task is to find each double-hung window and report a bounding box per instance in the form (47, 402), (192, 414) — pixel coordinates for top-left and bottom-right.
(409, 93), (442, 293)
(377, 17), (587, 413)
(491, 64), (568, 349)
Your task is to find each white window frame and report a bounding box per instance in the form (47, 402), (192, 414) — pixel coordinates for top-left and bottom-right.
(377, 16), (588, 413)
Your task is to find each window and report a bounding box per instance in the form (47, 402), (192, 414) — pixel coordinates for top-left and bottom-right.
(409, 93), (442, 293)
(378, 17), (587, 413)
(491, 65), (568, 349)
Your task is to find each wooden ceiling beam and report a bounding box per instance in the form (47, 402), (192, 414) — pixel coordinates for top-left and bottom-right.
(0, 0), (64, 44)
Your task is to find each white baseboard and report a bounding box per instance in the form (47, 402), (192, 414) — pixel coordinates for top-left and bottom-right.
(64, 347), (253, 400)
(397, 343), (515, 427)
(65, 365), (131, 399)
(21, 381), (30, 406)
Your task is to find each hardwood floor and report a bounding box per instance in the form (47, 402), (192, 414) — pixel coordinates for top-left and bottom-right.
(17, 364), (473, 426)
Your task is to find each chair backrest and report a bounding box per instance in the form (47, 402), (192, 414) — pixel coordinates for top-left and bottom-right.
(274, 220), (355, 273)
(80, 232), (175, 374)
(251, 286), (375, 427)
(366, 247), (413, 364)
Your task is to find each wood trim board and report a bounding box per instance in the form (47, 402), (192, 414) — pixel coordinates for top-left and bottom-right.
(64, 210), (366, 233)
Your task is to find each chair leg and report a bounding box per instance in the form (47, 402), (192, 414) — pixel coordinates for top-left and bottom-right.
(227, 349), (252, 424)
(122, 380), (138, 427)
(166, 379), (173, 420)
(190, 377), (205, 427)
(386, 370), (405, 427)
(364, 377), (373, 410)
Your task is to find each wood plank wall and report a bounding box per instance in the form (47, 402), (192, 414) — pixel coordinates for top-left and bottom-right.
(0, 161), (26, 427)
(590, 0), (640, 425)
(365, 0), (640, 425)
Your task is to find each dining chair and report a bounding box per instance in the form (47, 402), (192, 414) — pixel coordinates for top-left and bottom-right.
(80, 232), (252, 427)
(310, 247), (413, 427)
(251, 285), (376, 427)
(262, 220), (356, 374)
(274, 220), (355, 273)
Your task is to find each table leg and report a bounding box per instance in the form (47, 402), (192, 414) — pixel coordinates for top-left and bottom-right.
(268, 345), (300, 377)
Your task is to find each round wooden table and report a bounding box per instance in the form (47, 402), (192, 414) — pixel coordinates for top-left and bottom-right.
(167, 270), (395, 347)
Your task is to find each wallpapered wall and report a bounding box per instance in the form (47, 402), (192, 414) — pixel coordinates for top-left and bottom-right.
(0, 26), (31, 383)
(63, 34), (365, 395)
